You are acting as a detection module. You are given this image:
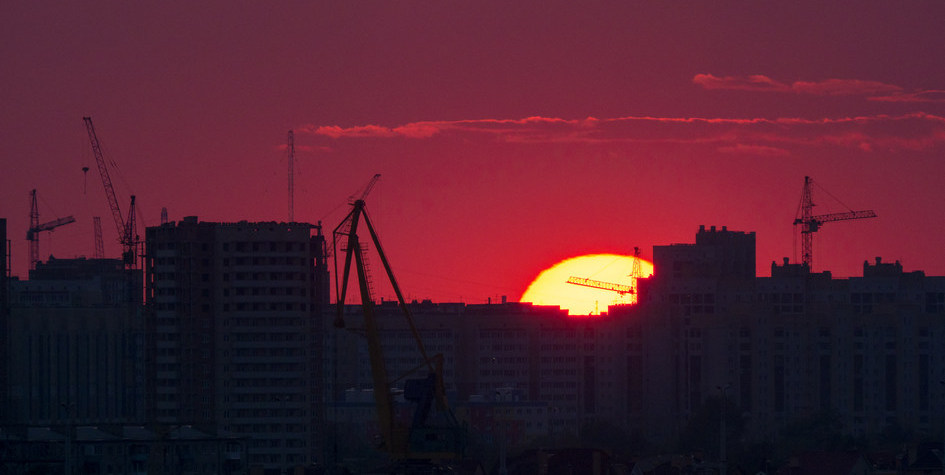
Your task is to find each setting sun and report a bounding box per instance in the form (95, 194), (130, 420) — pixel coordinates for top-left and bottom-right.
(520, 254), (654, 316)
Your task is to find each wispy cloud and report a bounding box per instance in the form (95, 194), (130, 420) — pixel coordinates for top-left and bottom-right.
(296, 112), (945, 154)
(306, 124), (397, 139)
(792, 78), (902, 96)
(717, 144), (790, 156)
(691, 73), (938, 99)
(692, 73), (789, 93)
(869, 90), (945, 103)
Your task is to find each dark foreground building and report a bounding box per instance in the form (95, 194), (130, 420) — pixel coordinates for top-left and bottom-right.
(5, 257), (144, 426)
(324, 225), (945, 469)
(145, 217), (330, 471)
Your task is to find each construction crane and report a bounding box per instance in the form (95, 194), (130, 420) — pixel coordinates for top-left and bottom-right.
(565, 247), (644, 304)
(27, 189), (76, 270)
(349, 173), (381, 204)
(565, 277), (633, 294)
(793, 176), (876, 269)
(332, 175), (465, 466)
(83, 117), (140, 268)
(287, 130), (295, 222)
(93, 217), (104, 259)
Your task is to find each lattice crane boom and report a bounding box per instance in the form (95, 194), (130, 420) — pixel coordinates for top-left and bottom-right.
(565, 248), (646, 311)
(793, 176), (876, 269)
(349, 173), (381, 204)
(565, 276), (634, 295)
(84, 117), (139, 268)
(83, 117), (124, 241)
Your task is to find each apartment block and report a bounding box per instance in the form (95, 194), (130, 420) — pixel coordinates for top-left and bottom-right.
(4, 257), (144, 426)
(325, 225), (945, 456)
(145, 217), (329, 470)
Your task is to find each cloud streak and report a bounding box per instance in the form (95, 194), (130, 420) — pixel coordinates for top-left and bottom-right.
(869, 90), (945, 103)
(297, 112), (945, 154)
(691, 73), (943, 100)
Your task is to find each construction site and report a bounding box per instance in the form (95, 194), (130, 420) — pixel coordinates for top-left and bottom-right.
(3, 121), (945, 474)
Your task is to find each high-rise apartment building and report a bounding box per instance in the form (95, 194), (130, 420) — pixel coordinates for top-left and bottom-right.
(145, 217), (329, 470)
(1, 218), (8, 424)
(325, 225), (945, 461)
(5, 257), (144, 426)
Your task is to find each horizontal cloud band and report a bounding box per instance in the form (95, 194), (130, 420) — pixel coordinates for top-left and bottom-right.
(298, 112), (945, 154)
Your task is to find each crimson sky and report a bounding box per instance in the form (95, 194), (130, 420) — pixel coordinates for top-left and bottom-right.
(2, 2), (945, 303)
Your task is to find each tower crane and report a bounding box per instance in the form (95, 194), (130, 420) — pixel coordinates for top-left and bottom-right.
(565, 247), (644, 304)
(27, 189), (76, 270)
(83, 117), (140, 268)
(332, 175), (465, 466)
(793, 176), (876, 269)
(92, 217), (104, 259)
(565, 277), (634, 294)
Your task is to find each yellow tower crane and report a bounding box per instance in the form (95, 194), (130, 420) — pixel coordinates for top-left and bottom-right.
(565, 247), (645, 305)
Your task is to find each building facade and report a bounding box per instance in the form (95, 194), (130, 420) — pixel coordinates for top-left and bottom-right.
(145, 217), (329, 470)
(324, 225), (945, 460)
(1, 218), (8, 425)
(4, 257), (144, 427)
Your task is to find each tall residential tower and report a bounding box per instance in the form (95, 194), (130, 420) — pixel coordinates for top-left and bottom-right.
(145, 217), (329, 470)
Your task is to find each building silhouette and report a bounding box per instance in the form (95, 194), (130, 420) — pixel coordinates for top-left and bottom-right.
(5, 257), (144, 426)
(1, 218), (8, 424)
(4, 216), (945, 472)
(144, 217), (330, 471)
(324, 225), (945, 463)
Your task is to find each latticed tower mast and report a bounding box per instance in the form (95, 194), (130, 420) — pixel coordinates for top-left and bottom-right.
(793, 176), (876, 270)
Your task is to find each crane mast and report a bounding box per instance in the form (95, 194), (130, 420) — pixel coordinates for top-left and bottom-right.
(27, 189), (76, 270)
(332, 176), (464, 464)
(793, 176), (876, 269)
(93, 217), (105, 259)
(123, 195), (139, 267)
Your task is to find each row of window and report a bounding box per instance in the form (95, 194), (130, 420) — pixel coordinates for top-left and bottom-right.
(222, 256), (310, 266)
(225, 378), (304, 388)
(225, 333), (302, 343)
(224, 272), (310, 282)
(223, 302), (309, 312)
(222, 241), (309, 253)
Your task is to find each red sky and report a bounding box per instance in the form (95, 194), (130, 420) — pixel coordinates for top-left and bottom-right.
(2, 2), (945, 303)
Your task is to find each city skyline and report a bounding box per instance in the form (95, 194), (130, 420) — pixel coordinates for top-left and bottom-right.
(3, 2), (945, 304)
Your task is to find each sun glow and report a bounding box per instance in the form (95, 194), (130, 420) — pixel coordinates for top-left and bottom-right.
(520, 254), (654, 316)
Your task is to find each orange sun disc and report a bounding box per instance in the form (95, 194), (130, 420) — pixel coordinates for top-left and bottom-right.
(520, 253), (654, 316)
